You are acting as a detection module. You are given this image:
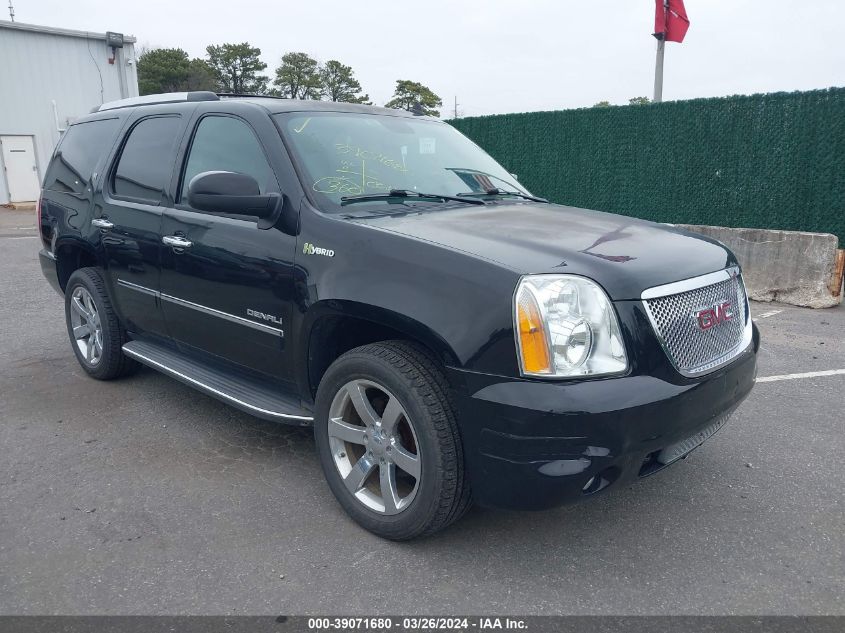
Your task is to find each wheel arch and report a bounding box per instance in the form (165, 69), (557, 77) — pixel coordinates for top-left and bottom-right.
(298, 300), (460, 402)
(54, 238), (101, 292)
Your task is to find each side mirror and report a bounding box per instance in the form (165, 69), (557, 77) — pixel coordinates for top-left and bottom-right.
(187, 171), (281, 223)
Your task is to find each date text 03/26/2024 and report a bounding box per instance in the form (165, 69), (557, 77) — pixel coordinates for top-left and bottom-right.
(306, 617), (528, 630)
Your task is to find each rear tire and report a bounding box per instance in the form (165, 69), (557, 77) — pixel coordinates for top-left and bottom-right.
(314, 341), (472, 540)
(64, 267), (138, 380)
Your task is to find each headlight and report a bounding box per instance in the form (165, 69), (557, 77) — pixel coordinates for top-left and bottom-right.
(514, 275), (628, 378)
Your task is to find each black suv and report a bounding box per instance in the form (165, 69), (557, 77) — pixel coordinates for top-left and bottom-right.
(38, 92), (758, 539)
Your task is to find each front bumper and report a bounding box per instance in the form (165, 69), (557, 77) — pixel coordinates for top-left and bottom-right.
(449, 323), (759, 511)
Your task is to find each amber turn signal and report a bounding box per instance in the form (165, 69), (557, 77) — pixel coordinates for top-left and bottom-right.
(517, 289), (552, 374)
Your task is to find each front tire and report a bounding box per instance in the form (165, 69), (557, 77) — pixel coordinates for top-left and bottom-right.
(314, 341), (471, 540)
(64, 267), (138, 380)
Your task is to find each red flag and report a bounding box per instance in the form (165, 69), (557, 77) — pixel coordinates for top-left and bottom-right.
(654, 0), (690, 43)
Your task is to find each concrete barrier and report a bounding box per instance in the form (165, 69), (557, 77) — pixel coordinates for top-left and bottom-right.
(676, 225), (843, 308)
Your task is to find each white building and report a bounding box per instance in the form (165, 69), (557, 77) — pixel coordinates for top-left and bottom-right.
(0, 20), (138, 204)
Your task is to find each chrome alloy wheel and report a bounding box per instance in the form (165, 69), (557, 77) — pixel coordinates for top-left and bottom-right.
(69, 286), (103, 366)
(327, 379), (421, 515)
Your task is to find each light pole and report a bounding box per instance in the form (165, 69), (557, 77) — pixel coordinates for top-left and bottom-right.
(653, 38), (665, 102)
(653, 0), (669, 103)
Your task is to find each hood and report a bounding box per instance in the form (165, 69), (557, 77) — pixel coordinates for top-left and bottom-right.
(352, 202), (736, 300)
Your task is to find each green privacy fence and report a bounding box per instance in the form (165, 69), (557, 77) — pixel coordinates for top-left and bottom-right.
(450, 87), (845, 242)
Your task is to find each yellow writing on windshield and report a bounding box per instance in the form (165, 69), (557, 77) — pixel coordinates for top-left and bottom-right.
(335, 144), (407, 173)
(313, 158), (391, 196)
(293, 118), (312, 134)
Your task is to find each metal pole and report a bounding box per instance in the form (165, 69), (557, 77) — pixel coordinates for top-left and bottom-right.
(653, 0), (669, 102)
(8, 0), (15, 22)
(653, 37), (665, 103)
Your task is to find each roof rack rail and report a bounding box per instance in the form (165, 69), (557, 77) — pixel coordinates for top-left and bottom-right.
(94, 91), (220, 113)
(216, 92), (287, 100)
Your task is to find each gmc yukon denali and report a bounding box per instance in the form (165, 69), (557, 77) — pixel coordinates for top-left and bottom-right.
(37, 92), (759, 539)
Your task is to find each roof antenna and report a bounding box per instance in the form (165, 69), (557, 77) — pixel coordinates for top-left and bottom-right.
(8, 0), (15, 21)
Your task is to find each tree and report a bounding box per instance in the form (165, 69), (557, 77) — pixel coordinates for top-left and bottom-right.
(628, 96), (651, 105)
(137, 48), (217, 95)
(321, 60), (370, 104)
(206, 43), (269, 94)
(273, 52), (323, 99)
(384, 80), (442, 117)
(592, 100), (612, 108)
(185, 58), (218, 91)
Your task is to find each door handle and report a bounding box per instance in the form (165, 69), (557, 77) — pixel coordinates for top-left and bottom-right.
(91, 218), (114, 230)
(162, 235), (193, 249)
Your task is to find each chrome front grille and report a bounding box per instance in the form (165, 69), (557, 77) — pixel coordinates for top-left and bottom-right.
(642, 268), (750, 376)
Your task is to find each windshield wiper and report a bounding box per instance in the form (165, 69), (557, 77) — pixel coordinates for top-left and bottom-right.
(341, 189), (486, 206)
(458, 188), (549, 203)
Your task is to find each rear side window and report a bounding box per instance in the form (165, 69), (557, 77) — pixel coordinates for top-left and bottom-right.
(44, 118), (120, 194)
(112, 116), (182, 204)
(180, 116), (276, 203)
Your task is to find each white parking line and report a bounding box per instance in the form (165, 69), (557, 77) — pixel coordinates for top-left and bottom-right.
(757, 309), (783, 319)
(1, 235), (39, 239)
(757, 369), (845, 383)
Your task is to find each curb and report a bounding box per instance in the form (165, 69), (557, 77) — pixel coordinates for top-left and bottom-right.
(1, 202), (37, 211)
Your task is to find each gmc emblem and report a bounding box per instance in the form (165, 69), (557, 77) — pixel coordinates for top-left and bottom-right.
(695, 302), (733, 330)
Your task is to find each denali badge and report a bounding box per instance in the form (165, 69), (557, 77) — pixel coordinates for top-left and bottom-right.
(246, 309), (283, 325)
(302, 242), (334, 257)
(694, 302), (733, 331)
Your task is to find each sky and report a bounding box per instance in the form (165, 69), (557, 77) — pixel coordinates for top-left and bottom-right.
(7, 0), (845, 117)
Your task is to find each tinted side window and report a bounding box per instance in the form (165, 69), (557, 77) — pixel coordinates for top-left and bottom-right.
(180, 116), (276, 203)
(113, 116), (182, 204)
(44, 118), (120, 194)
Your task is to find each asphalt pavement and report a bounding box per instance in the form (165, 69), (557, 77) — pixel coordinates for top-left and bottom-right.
(1, 209), (843, 615)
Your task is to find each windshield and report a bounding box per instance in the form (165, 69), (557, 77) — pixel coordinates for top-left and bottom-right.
(275, 112), (531, 212)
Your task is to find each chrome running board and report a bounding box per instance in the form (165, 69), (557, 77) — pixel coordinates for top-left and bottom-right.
(122, 339), (313, 425)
